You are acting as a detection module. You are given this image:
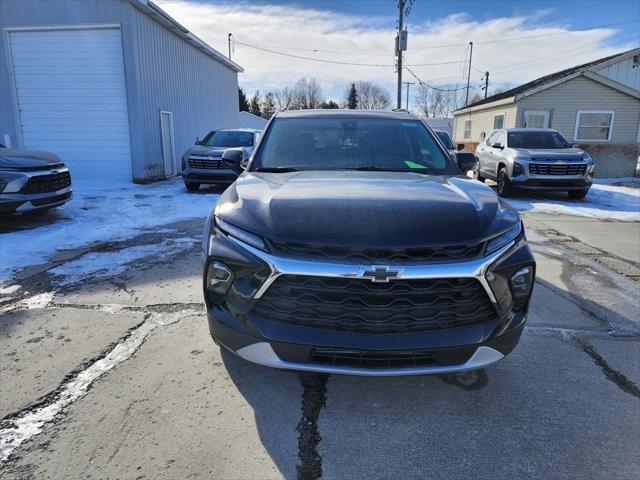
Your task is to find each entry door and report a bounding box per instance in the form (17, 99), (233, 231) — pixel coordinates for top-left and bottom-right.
(160, 111), (175, 177)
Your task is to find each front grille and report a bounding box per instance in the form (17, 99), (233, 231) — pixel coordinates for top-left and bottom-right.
(269, 241), (484, 264)
(21, 171), (71, 194)
(253, 275), (497, 334)
(31, 191), (72, 206)
(188, 157), (225, 169)
(529, 163), (587, 176)
(310, 346), (475, 369)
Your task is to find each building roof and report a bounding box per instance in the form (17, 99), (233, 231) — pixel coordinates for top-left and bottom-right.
(458, 48), (638, 111)
(130, 0), (243, 73)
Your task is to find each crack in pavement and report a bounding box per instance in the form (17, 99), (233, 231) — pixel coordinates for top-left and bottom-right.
(526, 326), (640, 399)
(0, 305), (202, 464)
(296, 373), (329, 480)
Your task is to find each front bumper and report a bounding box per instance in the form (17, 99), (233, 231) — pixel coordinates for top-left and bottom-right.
(510, 160), (593, 191)
(182, 168), (237, 185)
(204, 225), (535, 375)
(0, 167), (72, 214)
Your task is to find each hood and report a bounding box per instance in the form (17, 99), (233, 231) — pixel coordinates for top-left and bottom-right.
(0, 148), (64, 170)
(215, 171), (519, 248)
(184, 145), (250, 157)
(512, 147), (586, 161)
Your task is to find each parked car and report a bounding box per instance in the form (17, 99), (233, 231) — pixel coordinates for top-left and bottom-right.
(0, 144), (72, 214)
(181, 129), (261, 191)
(475, 128), (595, 199)
(202, 110), (535, 376)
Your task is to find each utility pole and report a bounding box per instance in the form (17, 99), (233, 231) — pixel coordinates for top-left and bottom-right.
(465, 41), (473, 106)
(484, 71), (489, 98)
(402, 81), (414, 111)
(396, 0), (406, 110)
(228, 33), (233, 59)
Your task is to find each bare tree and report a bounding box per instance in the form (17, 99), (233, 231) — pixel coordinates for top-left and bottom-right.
(415, 84), (467, 117)
(343, 81), (390, 110)
(274, 86), (294, 110)
(291, 77), (325, 109)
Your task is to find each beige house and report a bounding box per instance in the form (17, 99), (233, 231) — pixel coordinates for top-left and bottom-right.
(453, 48), (640, 177)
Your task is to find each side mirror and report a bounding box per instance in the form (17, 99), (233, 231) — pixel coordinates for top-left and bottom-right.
(457, 143), (465, 151)
(222, 149), (244, 175)
(195, 137), (202, 146)
(570, 142), (578, 148)
(456, 152), (478, 174)
(492, 142), (504, 150)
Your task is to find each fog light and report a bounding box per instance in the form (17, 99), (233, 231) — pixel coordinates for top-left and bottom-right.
(510, 266), (533, 298)
(513, 162), (524, 176)
(206, 261), (234, 297)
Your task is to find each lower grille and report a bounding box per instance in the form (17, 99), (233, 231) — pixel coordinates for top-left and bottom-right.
(310, 347), (475, 368)
(31, 191), (72, 206)
(529, 163), (586, 175)
(188, 157), (225, 169)
(21, 172), (71, 194)
(253, 275), (497, 334)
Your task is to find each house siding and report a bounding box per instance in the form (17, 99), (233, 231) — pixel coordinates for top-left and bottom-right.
(516, 76), (640, 177)
(453, 103), (517, 149)
(594, 54), (640, 91)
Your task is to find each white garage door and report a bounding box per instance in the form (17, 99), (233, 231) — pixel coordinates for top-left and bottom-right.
(9, 27), (132, 184)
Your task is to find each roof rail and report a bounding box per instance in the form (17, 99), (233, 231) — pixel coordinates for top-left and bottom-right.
(391, 108), (409, 113)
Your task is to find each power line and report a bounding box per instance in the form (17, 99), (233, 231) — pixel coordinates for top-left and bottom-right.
(404, 65), (471, 92)
(232, 39), (463, 67)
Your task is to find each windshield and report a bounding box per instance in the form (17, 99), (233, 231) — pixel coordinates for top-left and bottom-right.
(205, 131), (254, 147)
(507, 131), (571, 149)
(252, 117), (457, 174)
(435, 131), (454, 150)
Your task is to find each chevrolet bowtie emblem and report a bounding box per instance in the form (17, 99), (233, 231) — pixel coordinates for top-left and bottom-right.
(361, 266), (402, 283)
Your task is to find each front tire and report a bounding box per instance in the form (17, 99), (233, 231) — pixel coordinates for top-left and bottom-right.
(568, 188), (589, 200)
(496, 168), (513, 197)
(185, 182), (200, 192)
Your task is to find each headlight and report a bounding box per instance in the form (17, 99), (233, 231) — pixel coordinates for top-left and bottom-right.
(582, 152), (593, 162)
(486, 221), (522, 255)
(0, 180), (6, 192)
(215, 216), (266, 251)
(512, 162), (524, 176)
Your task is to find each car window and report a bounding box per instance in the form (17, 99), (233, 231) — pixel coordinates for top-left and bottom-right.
(485, 131), (496, 146)
(252, 117), (458, 175)
(494, 132), (505, 146)
(435, 131), (454, 150)
(507, 131), (571, 149)
(205, 131), (254, 147)
(201, 130), (216, 144)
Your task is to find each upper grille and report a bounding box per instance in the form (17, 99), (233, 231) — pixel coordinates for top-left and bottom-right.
(188, 157), (225, 169)
(253, 275), (497, 334)
(529, 163), (587, 176)
(21, 171), (71, 194)
(269, 241), (484, 264)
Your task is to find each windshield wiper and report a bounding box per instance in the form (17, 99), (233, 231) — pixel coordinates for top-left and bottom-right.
(344, 166), (431, 173)
(254, 167), (300, 173)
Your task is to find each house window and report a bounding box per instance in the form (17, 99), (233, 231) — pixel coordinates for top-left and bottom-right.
(574, 111), (614, 141)
(523, 111), (550, 128)
(463, 119), (471, 139)
(493, 114), (505, 129)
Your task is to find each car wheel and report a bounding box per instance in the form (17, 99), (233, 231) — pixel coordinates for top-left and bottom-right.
(496, 168), (512, 197)
(568, 188), (589, 200)
(185, 182), (200, 192)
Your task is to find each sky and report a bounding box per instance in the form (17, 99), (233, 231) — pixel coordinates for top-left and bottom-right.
(156, 0), (640, 110)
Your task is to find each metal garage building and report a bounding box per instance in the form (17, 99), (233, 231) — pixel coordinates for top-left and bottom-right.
(0, 0), (243, 184)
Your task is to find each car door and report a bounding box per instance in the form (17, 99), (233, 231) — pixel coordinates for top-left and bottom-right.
(489, 131), (507, 178)
(476, 131), (496, 178)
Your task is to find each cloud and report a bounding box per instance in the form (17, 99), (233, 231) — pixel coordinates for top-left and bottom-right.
(156, 1), (636, 105)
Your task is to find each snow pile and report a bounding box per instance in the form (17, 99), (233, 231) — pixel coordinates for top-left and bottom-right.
(505, 180), (640, 222)
(1, 179), (219, 283)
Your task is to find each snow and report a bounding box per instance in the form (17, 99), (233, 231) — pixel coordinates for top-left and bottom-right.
(0, 179), (219, 284)
(49, 238), (197, 286)
(504, 179), (640, 222)
(0, 285), (21, 294)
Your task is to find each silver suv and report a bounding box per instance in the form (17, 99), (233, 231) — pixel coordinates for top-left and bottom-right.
(475, 128), (594, 199)
(181, 129), (261, 191)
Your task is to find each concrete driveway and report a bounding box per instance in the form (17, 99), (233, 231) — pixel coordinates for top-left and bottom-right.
(0, 188), (638, 479)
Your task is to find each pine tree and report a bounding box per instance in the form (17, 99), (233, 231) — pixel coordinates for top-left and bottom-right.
(262, 92), (276, 119)
(249, 91), (262, 117)
(347, 83), (358, 109)
(238, 87), (250, 112)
